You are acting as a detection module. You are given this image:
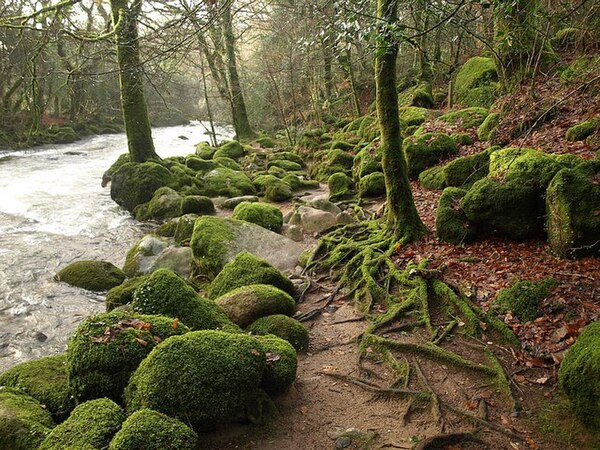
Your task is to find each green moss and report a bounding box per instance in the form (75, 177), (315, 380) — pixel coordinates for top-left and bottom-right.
(125, 330), (266, 431)
(419, 165), (447, 190)
(208, 251), (295, 299)
(200, 167), (256, 198)
(255, 335), (297, 396)
(145, 187), (182, 220)
(0, 388), (54, 449)
(352, 147), (381, 181)
(55, 260), (126, 291)
(214, 156), (242, 171)
(559, 56), (600, 84)
(0, 355), (74, 421)
(358, 172), (386, 198)
(398, 106), (433, 126)
(185, 156), (218, 172)
(195, 142), (217, 159)
(551, 27), (580, 50)
(477, 112), (502, 142)
(264, 178), (293, 202)
(310, 149), (355, 181)
(451, 133), (474, 145)
(330, 140), (354, 151)
(108, 408), (198, 450)
(454, 57), (499, 108)
(190, 216), (235, 277)
(267, 159), (303, 171)
(546, 163), (600, 258)
(106, 276), (147, 311)
(281, 174), (319, 190)
(39, 398), (124, 450)
(495, 278), (558, 322)
(559, 321), (600, 429)
(132, 269), (237, 332)
(110, 162), (175, 212)
(215, 284), (296, 328)
(180, 195), (214, 215)
(398, 82), (434, 108)
(247, 314), (309, 352)
(403, 132), (458, 179)
(269, 151), (304, 166)
(267, 165), (286, 178)
(255, 136), (276, 148)
(439, 107), (488, 128)
(232, 201), (283, 232)
(357, 116), (379, 141)
(565, 118), (599, 142)
(444, 147), (498, 188)
(436, 187), (476, 244)
(66, 310), (190, 402)
(102, 153), (130, 187)
(212, 140), (245, 160)
(328, 172), (355, 201)
(173, 214), (198, 245)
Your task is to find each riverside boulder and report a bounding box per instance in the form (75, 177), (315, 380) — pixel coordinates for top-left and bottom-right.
(55, 260), (125, 291)
(110, 162), (175, 212)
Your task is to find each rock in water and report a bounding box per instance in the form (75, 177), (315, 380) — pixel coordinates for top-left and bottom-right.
(55, 260), (125, 291)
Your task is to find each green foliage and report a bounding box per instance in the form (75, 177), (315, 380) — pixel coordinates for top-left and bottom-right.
(247, 314), (309, 351)
(125, 330), (266, 431)
(232, 201), (283, 231)
(477, 112), (502, 142)
(213, 140), (245, 160)
(565, 118), (600, 142)
(208, 251), (295, 299)
(451, 133), (474, 145)
(0, 388), (54, 449)
(559, 321), (600, 429)
(66, 309), (190, 402)
(436, 187), (476, 244)
(108, 409), (198, 450)
(403, 132), (458, 179)
(0, 355), (74, 421)
(215, 284), (296, 328)
(454, 57), (499, 108)
(55, 260), (126, 291)
(110, 162), (175, 212)
(439, 107), (489, 128)
(106, 276), (147, 311)
(328, 172), (355, 201)
(255, 335), (298, 396)
(358, 172), (386, 198)
(39, 398), (124, 450)
(495, 278), (558, 322)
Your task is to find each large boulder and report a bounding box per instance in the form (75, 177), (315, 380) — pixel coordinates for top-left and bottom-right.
(289, 206), (338, 234)
(55, 260), (125, 291)
(212, 140), (245, 160)
(110, 162), (175, 212)
(438, 107), (489, 128)
(247, 314), (309, 352)
(123, 235), (191, 279)
(403, 132), (458, 179)
(125, 330), (266, 431)
(255, 335), (298, 396)
(454, 56), (499, 108)
(106, 276), (148, 311)
(494, 278), (557, 322)
(190, 216), (303, 277)
(200, 167), (255, 198)
(232, 201), (284, 232)
(436, 187), (476, 245)
(358, 172), (386, 198)
(328, 172), (355, 201)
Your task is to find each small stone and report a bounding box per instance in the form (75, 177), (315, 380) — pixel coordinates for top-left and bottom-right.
(336, 212), (354, 225)
(335, 436), (352, 448)
(221, 195), (259, 210)
(178, 135), (189, 140)
(310, 198), (342, 215)
(35, 332), (48, 342)
(282, 224), (303, 242)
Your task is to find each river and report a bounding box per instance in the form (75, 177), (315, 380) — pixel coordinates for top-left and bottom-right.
(0, 122), (233, 371)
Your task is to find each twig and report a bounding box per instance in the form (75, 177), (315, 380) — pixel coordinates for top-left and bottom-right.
(295, 286), (341, 322)
(319, 371), (424, 397)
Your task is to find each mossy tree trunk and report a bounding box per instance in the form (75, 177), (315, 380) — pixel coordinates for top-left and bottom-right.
(222, 1), (255, 140)
(375, 0), (427, 243)
(109, 0), (158, 163)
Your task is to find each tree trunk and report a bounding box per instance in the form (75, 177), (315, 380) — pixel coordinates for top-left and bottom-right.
(222, 2), (254, 140)
(376, 0), (426, 242)
(109, 0), (158, 162)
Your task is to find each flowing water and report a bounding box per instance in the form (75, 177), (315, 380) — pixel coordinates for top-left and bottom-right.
(0, 122), (233, 371)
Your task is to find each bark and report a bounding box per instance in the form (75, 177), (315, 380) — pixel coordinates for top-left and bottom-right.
(375, 0), (427, 242)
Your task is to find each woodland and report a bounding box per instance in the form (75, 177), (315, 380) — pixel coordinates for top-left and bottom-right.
(0, 0), (599, 449)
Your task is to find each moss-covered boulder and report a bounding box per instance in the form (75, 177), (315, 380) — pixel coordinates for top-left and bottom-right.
(398, 82), (434, 108)
(214, 156), (242, 171)
(565, 118), (599, 142)
(419, 165), (447, 190)
(181, 195), (214, 215)
(268, 159), (303, 172)
(173, 213), (198, 245)
(282, 173), (319, 191)
(310, 149), (355, 181)
(215, 284), (295, 328)
(0, 355), (73, 420)
(559, 321), (600, 429)
(102, 153), (129, 187)
(132, 269), (237, 332)
(265, 178), (294, 202)
(436, 187), (476, 244)
(494, 278), (557, 322)
(122, 235), (169, 277)
(451, 133), (474, 145)
(461, 177), (542, 239)
(208, 252), (294, 299)
(546, 163), (600, 258)
(201, 167), (256, 198)
(212, 140), (245, 160)
(39, 398), (124, 450)
(106, 276), (147, 311)
(108, 409), (198, 450)
(0, 388), (54, 449)
(269, 151), (304, 166)
(195, 142), (217, 159)
(185, 156), (219, 172)
(247, 314), (309, 351)
(255, 136), (276, 148)
(255, 335), (298, 396)
(454, 56), (499, 108)
(141, 186), (182, 221)
(56, 260), (126, 291)
(352, 147), (381, 181)
(110, 162), (175, 212)
(232, 201), (283, 232)
(125, 330), (266, 430)
(403, 132), (458, 179)
(328, 172), (355, 201)
(66, 310), (190, 403)
(477, 112), (501, 142)
(399, 106), (434, 126)
(358, 172), (386, 198)
(439, 107), (488, 128)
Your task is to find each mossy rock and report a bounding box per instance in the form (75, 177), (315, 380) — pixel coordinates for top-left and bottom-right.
(546, 163), (600, 258)
(181, 195), (214, 215)
(436, 187), (476, 244)
(451, 133), (474, 145)
(214, 156), (242, 171)
(330, 140), (354, 151)
(208, 251), (294, 299)
(255, 136), (276, 148)
(132, 269), (237, 332)
(551, 27), (580, 50)
(454, 56), (499, 108)
(358, 172), (386, 198)
(106, 276), (148, 311)
(39, 398), (124, 450)
(264, 178), (293, 202)
(122, 235), (169, 277)
(419, 165), (447, 190)
(559, 321), (600, 429)
(461, 177), (543, 239)
(189, 216), (235, 277)
(215, 284), (295, 328)
(55, 260), (126, 291)
(110, 162), (175, 212)
(108, 409), (198, 450)
(195, 142), (217, 159)
(565, 118), (600, 142)
(66, 310), (191, 402)
(0, 355), (74, 421)
(477, 112), (502, 142)
(494, 278), (558, 322)
(213, 140), (245, 160)
(201, 167), (256, 198)
(247, 314), (309, 352)
(328, 172), (355, 201)
(268, 159), (303, 171)
(398, 82), (434, 108)
(310, 149), (355, 181)
(185, 156), (218, 172)
(352, 147), (381, 181)
(173, 213), (198, 245)
(267, 165), (286, 178)
(269, 151), (304, 166)
(357, 116), (379, 141)
(125, 330), (266, 431)
(232, 201), (284, 232)
(403, 132), (458, 179)
(281, 174), (319, 191)
(399, 106), (434, 127)
(143, 187), (182, 221)
(256, 335), (298, 396)
(0, 388), (54, 449)
(102, 153), (129, 187)
(439, 107), (488, 128)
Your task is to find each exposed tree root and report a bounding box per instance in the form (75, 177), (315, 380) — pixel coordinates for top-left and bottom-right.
(413, 432), (485, 450)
